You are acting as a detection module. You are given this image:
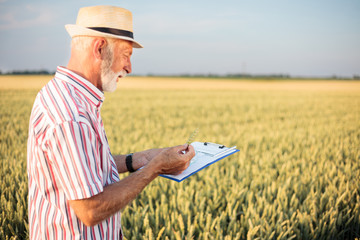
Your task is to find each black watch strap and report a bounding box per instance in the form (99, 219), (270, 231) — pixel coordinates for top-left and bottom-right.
(126, 153), (135, 172)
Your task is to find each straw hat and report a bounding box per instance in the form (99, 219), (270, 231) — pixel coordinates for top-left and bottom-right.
(65, 5), (143, 48)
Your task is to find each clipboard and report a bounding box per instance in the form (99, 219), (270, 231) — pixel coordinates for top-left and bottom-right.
(160, 142), (240, 182)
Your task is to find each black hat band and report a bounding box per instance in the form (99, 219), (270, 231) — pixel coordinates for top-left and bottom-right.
(87, 27), (134, 39)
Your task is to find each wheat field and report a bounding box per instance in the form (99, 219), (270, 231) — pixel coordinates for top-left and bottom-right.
(0, 75), (359, 239)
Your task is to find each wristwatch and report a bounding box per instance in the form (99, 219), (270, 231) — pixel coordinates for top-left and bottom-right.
(126, 153), (135, 172)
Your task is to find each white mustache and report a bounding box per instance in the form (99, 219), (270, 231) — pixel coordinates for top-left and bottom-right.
(118, 70), (127, 78)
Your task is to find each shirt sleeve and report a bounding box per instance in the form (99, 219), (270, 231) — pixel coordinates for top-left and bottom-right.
(44, 121), (104, 200)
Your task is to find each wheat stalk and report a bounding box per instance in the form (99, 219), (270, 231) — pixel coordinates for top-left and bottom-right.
(185, 128), (199, 145)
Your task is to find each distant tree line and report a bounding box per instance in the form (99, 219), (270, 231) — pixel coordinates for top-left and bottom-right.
(0, 69), (359, 80)
(147, 73), (360, 80)
(0, 69), (55, 75)
(172, 73), (292, 79)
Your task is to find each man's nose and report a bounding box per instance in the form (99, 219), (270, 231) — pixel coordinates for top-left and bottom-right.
(124, 59), (132, 74)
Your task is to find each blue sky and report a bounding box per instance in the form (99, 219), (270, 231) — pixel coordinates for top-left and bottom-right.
(0, 0), (359, 77)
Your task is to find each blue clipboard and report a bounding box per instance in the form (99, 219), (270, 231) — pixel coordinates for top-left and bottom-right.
(160, 142), (240, 182)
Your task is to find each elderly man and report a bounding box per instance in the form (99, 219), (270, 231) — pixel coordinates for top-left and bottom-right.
(27, 5), (195, 239)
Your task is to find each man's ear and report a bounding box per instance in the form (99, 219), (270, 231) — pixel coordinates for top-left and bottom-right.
(92, 38), (107, 60)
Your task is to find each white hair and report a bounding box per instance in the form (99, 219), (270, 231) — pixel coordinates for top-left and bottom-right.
(71, 36), (92, 51)
(71, 36), (116, 57)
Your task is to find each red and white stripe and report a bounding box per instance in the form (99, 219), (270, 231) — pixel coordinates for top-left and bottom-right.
(27, 66), (122, 239)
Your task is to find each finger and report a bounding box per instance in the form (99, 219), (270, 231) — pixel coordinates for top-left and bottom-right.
(183, 160), (191, 169)
(171, 170), (184, 175)
(175, 144), (190, 155)
(183, 145), (195, 156)
(176, 144), (189, 153)
(170, 163), (189, 175)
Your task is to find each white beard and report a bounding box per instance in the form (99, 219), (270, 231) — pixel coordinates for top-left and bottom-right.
(101, 67), (127, 92)
(100, 49), (127, 92)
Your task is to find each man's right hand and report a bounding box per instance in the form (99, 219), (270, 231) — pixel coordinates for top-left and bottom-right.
(150, 144), (195, 175)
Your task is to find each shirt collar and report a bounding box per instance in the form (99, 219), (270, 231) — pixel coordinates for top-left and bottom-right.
(55, 66), (105, 108)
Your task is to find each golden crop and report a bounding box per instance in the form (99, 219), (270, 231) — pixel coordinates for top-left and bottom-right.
(0, 75), (359, 239)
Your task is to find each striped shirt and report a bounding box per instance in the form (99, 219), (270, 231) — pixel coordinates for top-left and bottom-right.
(27, 66), (122, 239)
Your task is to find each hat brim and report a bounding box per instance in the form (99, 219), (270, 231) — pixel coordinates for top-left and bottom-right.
(65, 24), (143, 48)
